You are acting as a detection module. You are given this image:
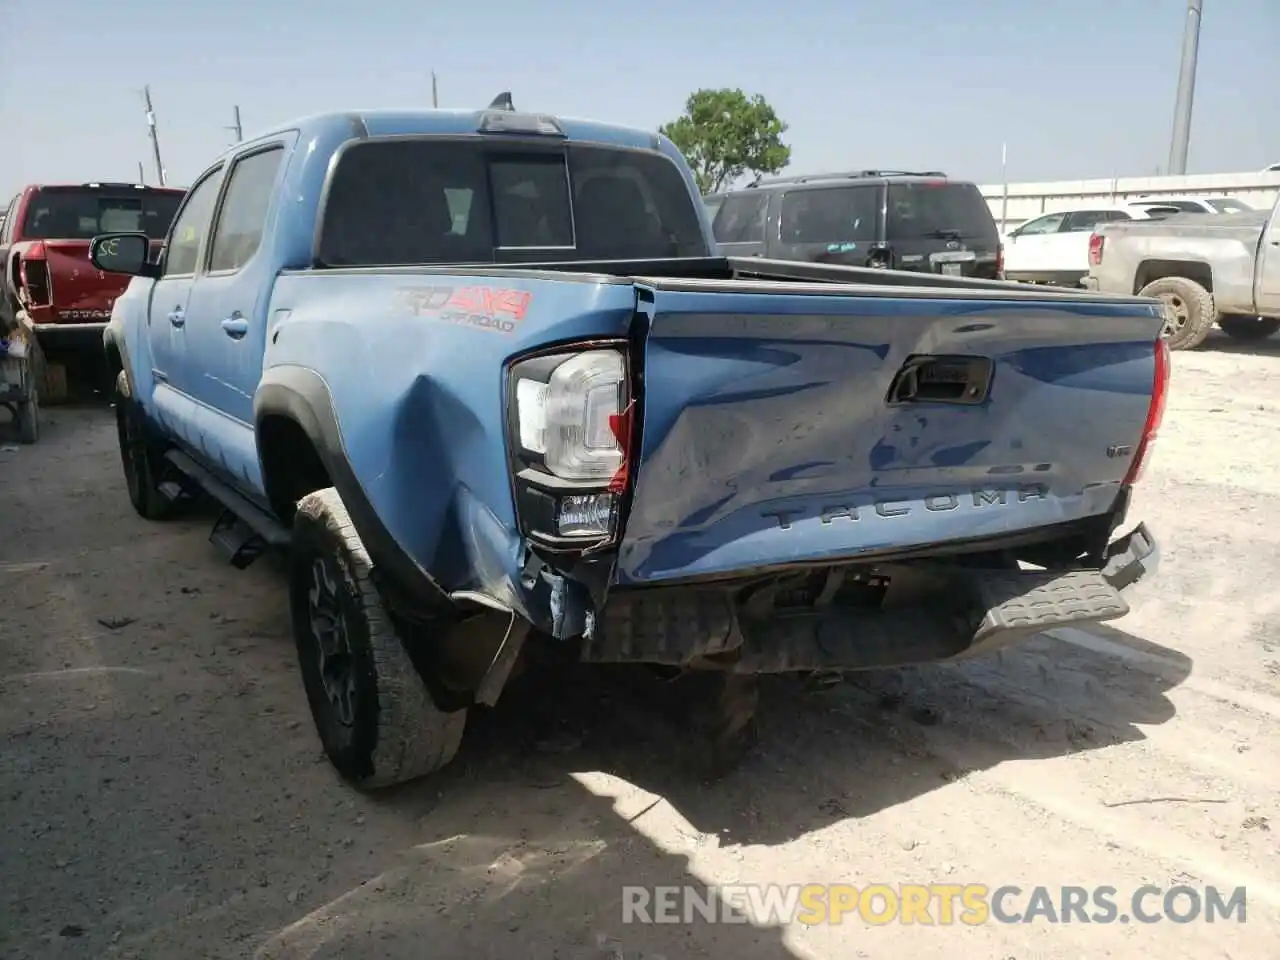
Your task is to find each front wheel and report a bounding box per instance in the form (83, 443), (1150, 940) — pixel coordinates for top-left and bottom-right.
(114, 371), (172, 520)
(290, 487), (467, 790)
(1218, 314), (1280, 341)
(1137, 276), (1216, 351)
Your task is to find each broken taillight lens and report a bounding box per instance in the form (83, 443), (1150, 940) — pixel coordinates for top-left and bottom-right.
(1123, 337), (1170, 487)
(508, 345), (634, 546)
(1088, 233), (1105, 267)
(18, 243), (52, 306)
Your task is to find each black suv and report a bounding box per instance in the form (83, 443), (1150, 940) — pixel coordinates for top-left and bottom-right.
(706, 170), (1003, 280)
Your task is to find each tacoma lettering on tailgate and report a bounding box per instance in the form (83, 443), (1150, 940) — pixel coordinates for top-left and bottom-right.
(762, 483), (1049, 530)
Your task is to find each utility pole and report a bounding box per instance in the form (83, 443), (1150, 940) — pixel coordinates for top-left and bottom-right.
(431, 71), (439, 108)
(137, 161), (146, 185)
(143, 85), (166, 186)
(227, 105), (243, 143)
(1168, 0), (1203, 176)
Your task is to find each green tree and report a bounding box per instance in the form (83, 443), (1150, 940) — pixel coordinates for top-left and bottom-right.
(659, 88), (791, 195)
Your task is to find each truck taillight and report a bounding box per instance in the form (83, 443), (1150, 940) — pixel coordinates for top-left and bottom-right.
(1122, 338), (1170, 487)
(1088, 233), (1105, 266)
(508, 345), (633, 547)
(18, 241), (52, 306)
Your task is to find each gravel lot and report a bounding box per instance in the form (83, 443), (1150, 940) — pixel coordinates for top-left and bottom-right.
(2, 332), (1279, 960)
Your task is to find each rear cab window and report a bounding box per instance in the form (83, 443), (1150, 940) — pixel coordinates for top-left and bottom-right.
(1062, 210), (1118, 232)
(20, 186), (182, 240)
(885, 181), (999, 248)
(316, 139), (710, 266)
(778, 185), (880, 245)
(712, 193), (769, 243)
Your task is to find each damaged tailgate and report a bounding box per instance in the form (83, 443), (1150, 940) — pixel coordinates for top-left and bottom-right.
(615, 278), (1164, 585)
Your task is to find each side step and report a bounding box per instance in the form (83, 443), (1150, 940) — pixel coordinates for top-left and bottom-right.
(733, 568), (1130, 673)
(164, 450), (290, 568)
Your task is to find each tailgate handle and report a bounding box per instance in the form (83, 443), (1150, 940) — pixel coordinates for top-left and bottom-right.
(887, 355), (993, 405)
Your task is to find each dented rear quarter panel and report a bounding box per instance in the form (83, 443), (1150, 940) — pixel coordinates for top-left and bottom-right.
(262, 270), (640, 611)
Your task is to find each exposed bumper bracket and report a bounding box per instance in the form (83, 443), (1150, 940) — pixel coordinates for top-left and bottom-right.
(586, 525), (1160, 674)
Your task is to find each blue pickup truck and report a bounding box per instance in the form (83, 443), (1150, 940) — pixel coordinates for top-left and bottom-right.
(92, 98), (1167, 790)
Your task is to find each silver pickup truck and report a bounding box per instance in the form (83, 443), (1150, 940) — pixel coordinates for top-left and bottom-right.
(1084, 194), (1280, 349)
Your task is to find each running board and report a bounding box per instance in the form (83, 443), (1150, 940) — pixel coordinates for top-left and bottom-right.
(163, 450), (290, 568)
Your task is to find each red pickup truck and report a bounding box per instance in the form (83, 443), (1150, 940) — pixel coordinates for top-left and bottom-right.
(1, 182), (184, 390)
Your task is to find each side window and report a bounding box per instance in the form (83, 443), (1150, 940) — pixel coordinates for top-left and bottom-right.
(208, 147), (285, 273)
(1014, 213), (1066, 236)
(712, 193), (769, 243)
(779, 186), (879, 244)
(163, 166), (225, 277)
(1062, 210), (1110, 232)
(1, 196), (17, 243)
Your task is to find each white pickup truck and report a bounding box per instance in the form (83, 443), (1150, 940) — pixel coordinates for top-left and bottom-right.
(1002, 204), (1181, 287)
(1084, 194), (1280, 350)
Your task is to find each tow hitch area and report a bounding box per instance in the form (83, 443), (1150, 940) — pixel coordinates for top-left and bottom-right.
(590, 524), (1158, 674)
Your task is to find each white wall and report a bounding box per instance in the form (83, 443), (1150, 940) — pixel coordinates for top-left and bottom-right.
(979, 171), (1280, 231)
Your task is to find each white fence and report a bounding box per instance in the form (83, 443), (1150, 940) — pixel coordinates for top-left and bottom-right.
(978, 171), (1280, 231)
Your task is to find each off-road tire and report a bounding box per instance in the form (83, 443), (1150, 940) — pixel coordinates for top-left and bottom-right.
(290, 487), (467, 790)
(16, 394), (38, 444)
(114, 371), (172, 520)
(683, 672), (760, 780)
(1138, 276), (1216, 351)
(1218, 314), (1280, 341)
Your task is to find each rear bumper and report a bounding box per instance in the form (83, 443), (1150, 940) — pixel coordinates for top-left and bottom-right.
(1004, 269), (1088, 287)
(583, 523), (1159, 673)
(33, 321), (109, 350)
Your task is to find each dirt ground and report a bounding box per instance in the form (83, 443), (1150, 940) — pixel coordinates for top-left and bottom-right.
(2, 331), (1279, 960)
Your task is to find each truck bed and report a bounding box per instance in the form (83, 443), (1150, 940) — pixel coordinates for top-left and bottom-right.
(308, 254), (1157, 302)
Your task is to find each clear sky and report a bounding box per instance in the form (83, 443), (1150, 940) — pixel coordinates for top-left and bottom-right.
(2, 0), (1276, 197)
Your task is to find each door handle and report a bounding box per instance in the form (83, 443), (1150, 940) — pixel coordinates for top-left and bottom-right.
(221, 315), (249, 339)
(168, 307), (185, 328)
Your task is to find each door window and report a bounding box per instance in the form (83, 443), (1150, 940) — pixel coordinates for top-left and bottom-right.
(712, 193), (769, 243)
(1014, 213), (1066, 236)
(208, 147), (285, 273)
(163, 166), (225, 277)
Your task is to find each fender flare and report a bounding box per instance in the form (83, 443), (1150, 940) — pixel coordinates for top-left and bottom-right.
(102, 328), (137, 398)
(254, 365), (451, 611)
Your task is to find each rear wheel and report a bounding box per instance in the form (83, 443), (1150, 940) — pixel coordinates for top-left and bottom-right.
(290, 487), (467, 789)
(681, 672), (760, 780)
(1218, 314), (1280, 341)
(114, 370), (171, 520)
(1137, 276), (1216, 351)
(16, 394), (38, 444)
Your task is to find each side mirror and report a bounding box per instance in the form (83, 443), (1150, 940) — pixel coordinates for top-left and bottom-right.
(90, 233), (157, 277)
